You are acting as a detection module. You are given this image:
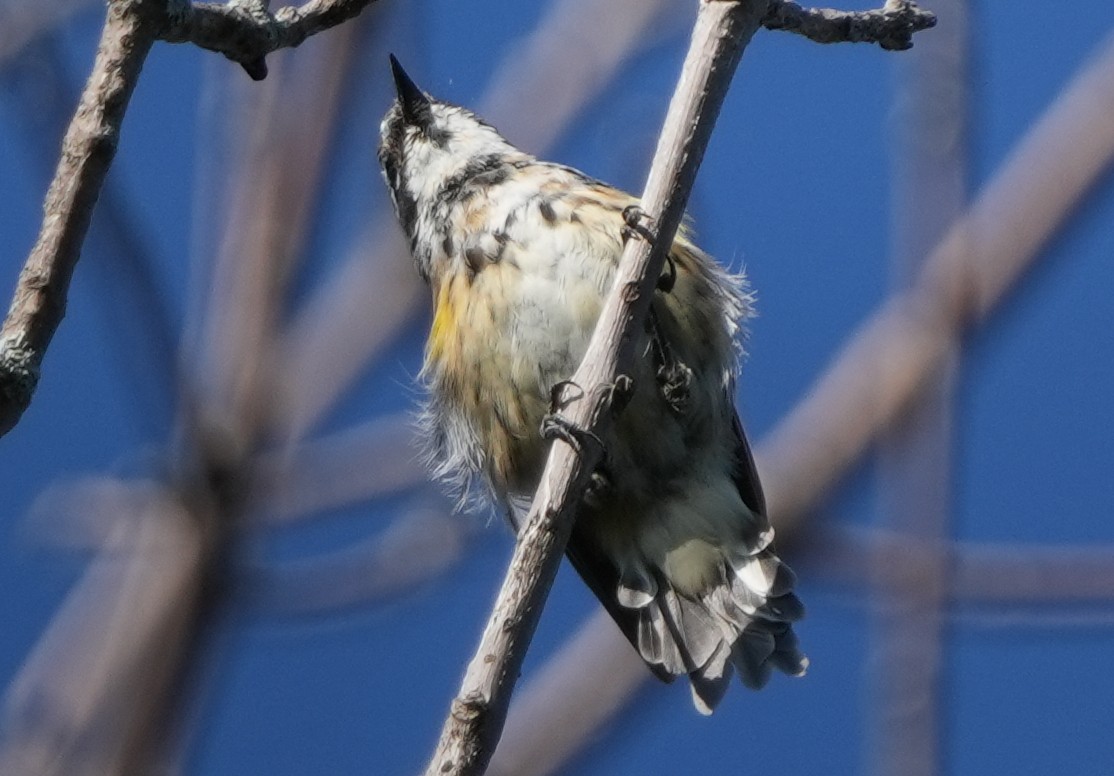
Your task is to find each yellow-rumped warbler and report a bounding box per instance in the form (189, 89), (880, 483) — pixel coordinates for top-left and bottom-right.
(378, 56), (806, 713)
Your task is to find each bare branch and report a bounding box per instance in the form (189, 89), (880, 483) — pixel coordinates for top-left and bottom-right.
(0, 0), (377, 440)
(424, 3), (770, 774)
(0, 0), (163, 438)
(160, 0), (380, 79)
(1, 25), (371, 771)
(487, 608), (648, 776)
(763, 0), (936, 50)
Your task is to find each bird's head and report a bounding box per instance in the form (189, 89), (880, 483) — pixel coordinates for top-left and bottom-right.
(378, 56), (523, 244)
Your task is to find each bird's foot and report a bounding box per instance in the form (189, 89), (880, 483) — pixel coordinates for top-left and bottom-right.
(658, 360), (693, 414)
(621, 205), (674, 293)
(540, 413), (603, 455)
(584, 466), (614, 509)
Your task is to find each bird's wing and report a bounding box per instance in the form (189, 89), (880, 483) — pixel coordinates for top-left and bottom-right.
(504, 495), (673, 683)
(728, 397), (768, 522)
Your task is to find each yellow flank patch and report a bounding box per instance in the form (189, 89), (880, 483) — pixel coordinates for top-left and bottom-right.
(427, 276), (460, 367)
(426, 267), (509, 388)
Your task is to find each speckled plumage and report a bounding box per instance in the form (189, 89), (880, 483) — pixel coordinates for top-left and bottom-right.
(378, 57), (806, 712)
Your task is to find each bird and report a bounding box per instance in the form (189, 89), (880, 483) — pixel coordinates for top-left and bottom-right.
(377, 55), (807, 713)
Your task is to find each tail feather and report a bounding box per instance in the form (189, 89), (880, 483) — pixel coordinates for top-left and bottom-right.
(627, 546), (808, 712)
(556, 498), (807, 713)
(759, 591), (806, 622)
(637, 605), (684, 676)
(731, 626), (776, 689)
(689, 641), (733, 715)
(658, 585), (724, 673)
(617, 566), (657, 609)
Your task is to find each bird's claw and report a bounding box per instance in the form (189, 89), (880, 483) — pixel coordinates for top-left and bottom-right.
(607, 374), (635, 415)
(621, 205), (656, 244)
(621, 206), (674, 293)
(657, 253), (677, 294)
(540, 413), (603, 455)
(657, 360), (693, 414)
(584, 467), (614, 509)
(549, 379), (584, 414)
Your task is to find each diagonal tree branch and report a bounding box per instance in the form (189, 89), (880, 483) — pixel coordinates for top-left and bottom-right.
(425, 2), (772, 774)
(0, 0), (164, 438)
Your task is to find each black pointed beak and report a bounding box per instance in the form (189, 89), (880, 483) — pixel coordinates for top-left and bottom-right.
(389, 54), (432, 128)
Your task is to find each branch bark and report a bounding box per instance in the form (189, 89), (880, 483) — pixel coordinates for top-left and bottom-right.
(423, 2), (771, 774)
(763, 0), (936, 50)
(0, 0), (162, 438)
(162, 0), (380, 80)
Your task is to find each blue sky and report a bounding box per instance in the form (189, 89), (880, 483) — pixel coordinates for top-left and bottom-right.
(1, 1), (1113, 774)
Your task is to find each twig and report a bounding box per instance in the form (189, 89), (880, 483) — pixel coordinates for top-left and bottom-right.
(486, 607), (648, 776)
(763, 0), (936, 50)
(5, 36), (180, 425)
(161, 0), (380, 80)
(0, 25), (368, 772)
(424, 3), (771, 774)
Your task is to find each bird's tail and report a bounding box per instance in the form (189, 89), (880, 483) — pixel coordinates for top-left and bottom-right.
(629, 546), (808, 714)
